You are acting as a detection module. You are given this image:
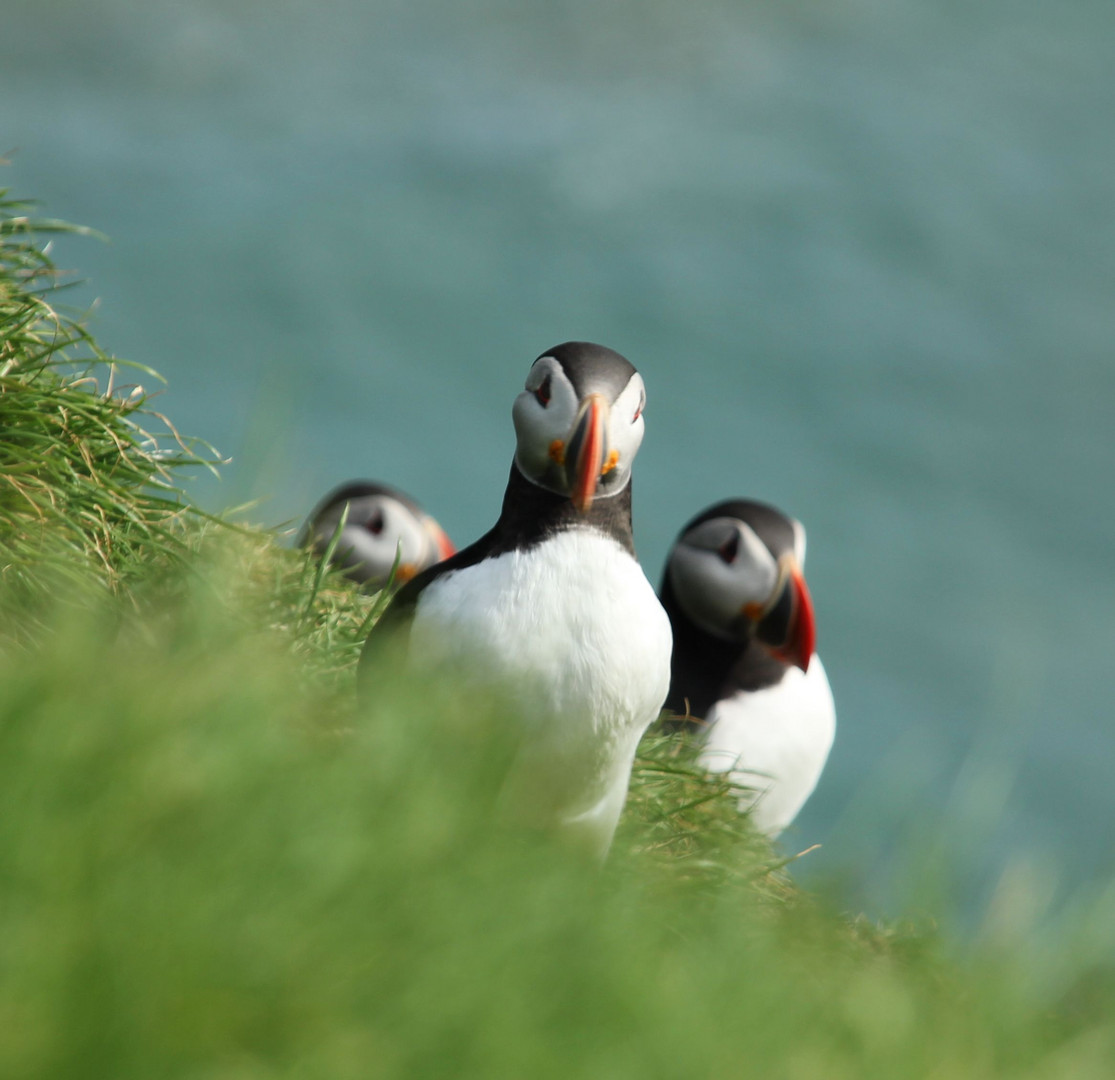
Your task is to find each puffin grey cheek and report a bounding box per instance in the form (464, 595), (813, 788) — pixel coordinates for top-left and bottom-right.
(667, 534), (780, 642)
(594, 409), (643, 496)
(379, 505), (433, 568)
(667, 547), (747, 641)
(512, 391), (562, 487)
(330, 525), (390, 583)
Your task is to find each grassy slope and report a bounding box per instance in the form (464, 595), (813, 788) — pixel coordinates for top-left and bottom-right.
(0, 193), (216, 647)
(2, 195), (1115, 1078)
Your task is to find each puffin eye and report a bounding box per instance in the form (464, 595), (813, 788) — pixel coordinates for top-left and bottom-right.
(365, 509), (385, 536)
(632, 393), (645, 422)
(717, 533), (740, 564)
(534, 374), (552, 407)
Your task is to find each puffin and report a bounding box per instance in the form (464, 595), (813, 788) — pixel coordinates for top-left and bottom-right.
(660, 499), (835, 837)
(359, 342), (672, 858)
(297, 481), (455, 588)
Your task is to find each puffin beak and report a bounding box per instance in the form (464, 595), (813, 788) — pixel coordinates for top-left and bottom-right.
(565, 393), (610, 513)
(753, 557), (816, 672)
(424, 517), (457, 562)
(395, 562), (420, 583)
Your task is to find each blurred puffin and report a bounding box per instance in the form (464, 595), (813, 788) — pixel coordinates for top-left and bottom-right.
(359, 342), (672, 858)
(298, 481), (455, 588)
(661, 499), (835, 836)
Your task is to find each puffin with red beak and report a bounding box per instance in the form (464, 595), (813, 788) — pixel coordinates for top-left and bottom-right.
(661, 499), (835, 837)
(359, 342), (671, 858)
(297, 481), (456, 589)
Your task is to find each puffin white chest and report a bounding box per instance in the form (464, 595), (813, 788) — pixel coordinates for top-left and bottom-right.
(698, 656), (836, 836)
(408, 529), (673, 746)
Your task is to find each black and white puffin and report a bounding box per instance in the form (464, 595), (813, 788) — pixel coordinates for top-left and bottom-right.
(661, 499), (835, 837)
(297, 481), (455, 588)
(359, 342), (672, 858)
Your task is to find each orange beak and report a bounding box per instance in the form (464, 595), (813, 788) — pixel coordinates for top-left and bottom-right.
(753, 558), (816, 672)
(566, 393), (609, 513)
(424, 518), (457, 562)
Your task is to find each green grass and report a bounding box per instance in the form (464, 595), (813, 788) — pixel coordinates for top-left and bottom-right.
(5, 575), (1115, 1079)
(0, 191), (215, 647)
(2, 193), (1115, 1078)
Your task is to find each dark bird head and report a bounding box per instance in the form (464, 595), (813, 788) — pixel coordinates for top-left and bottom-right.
(665, 499), (816, 672)
(298, 481), (455, 588)
(511, 342), (647, 513)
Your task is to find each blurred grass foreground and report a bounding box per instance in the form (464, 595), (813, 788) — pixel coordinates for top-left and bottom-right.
(2, 193), (1115, 1079)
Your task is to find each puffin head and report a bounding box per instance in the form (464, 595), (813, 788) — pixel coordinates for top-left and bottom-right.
(299, 481), (455, 588)
(666, 499), (816, 672)
(511, 342), (647, 512)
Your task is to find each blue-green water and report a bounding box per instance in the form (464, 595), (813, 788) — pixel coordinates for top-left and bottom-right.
(4, 0), (1114, 914)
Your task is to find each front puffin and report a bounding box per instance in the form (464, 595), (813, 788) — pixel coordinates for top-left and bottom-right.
(360, 342), (671, 858)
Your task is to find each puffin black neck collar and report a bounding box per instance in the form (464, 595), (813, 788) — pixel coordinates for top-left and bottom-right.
(357, 462), (636, 686)
(492, 464), (635, 557)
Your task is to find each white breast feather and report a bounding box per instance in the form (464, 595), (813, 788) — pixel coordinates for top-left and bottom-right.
(407, 528), (672, 855)
(697, 656), (836, 837)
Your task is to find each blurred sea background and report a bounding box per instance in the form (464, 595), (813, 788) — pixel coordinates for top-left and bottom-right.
(3, 0), (1113, 919)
